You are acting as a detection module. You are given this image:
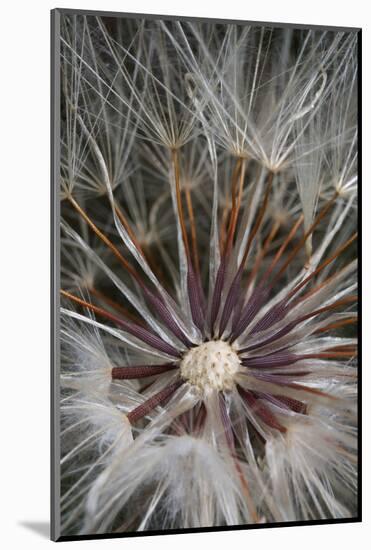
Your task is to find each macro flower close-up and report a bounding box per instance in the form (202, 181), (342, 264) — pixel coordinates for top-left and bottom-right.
(58, 13), (358, 536)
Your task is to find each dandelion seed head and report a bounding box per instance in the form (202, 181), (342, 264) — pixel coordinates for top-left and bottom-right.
(180, 340), (241, 393)
(58, 14), (358, 534)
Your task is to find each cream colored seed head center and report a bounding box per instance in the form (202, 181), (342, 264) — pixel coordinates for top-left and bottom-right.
(180, 340), (241, 393)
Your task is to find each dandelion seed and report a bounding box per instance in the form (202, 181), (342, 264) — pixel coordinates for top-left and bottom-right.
(59, 14), (358, 536)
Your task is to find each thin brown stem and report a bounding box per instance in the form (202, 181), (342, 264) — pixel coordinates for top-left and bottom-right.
(301, 295), (358, 321)
(220, 201), (231, 251)
(303, 351), (357, 359)
(323, 344), (357, 352)
(225, 157), (246, 255)
(61, 289), (128, 325)
(260, 215), (304, 285)
(113, 201), (146, 257)
(246, 220), (281, 289)
(287, 232), (358, 304)
(184, 184), (200, 279)
(68, 195), (140, 282)
(61, 289), (181, 357)
(315, 317), (357, 334)
(172, 148), (191, 260)
(271, 192), (339, 285)
(240, 171), (274, 269)
(88, 286), (145, 327)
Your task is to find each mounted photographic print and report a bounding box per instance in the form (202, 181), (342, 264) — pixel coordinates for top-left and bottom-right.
(51, 8), (360, 541)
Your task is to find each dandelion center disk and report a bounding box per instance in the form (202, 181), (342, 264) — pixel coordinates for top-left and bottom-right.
(180, 340), (241, 393)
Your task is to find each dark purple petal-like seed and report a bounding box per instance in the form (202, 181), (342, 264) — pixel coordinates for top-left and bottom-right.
(127, 379), (184, 424)
(142, 285), (194, 348)
(218, 268), (243, 337)
(112, 363), (178, 379)
(242, 353), (300, 369)
(241, 318), (299, 353)
(210, 255), (227, 333)
(187, 261), (205, 331)
(250, 299), (289, 334)
(114, 317), (181, 357)
(247, 373), (328, 397)
(256, 392), (307, 414)
(238, 386), (287, 433)
(231, 287), (269, 341)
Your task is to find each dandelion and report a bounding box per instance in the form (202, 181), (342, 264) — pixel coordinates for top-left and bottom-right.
(58, 14), (358, 536)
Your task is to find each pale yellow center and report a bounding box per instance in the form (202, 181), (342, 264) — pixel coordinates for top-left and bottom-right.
(180, 340), (240, 393)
